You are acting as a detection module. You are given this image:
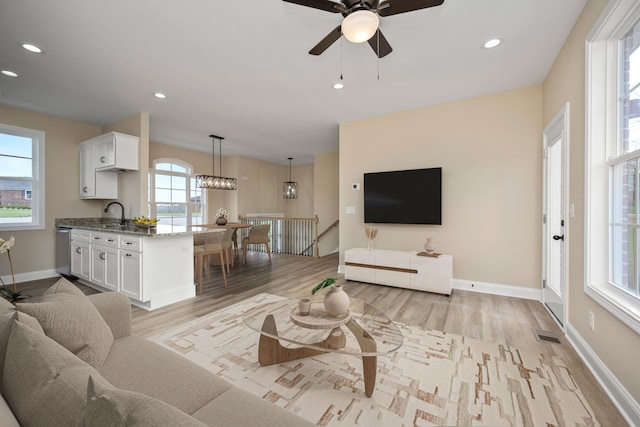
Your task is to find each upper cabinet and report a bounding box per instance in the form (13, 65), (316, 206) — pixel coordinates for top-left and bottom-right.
(78, 132), (139, 199)
(91, 132), (139, 171)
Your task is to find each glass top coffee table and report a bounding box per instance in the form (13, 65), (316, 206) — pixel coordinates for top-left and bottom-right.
(242, 297), (404, 397)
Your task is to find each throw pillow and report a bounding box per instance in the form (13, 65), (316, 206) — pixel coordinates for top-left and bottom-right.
(0, 297), (14, 314)
(3, 321), (111, 427)
(17, 277), (114, 368)
(0, 311), (44, 393)
(79, 376), (208, 427)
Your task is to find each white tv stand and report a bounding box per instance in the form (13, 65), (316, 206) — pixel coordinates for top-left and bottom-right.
(345, 248), (453, 295)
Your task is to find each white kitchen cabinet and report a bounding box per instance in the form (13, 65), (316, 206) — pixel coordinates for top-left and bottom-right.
(90, 245), (120, 292)
(65, 227), (194, 311)
(70, 241), (91, 281)
(78, 141), (117, 199)
(92, 132), (139, 171)
(345, 248), (453, 295)
(70, 229), (91, 281)
(120, 250), (142, 300)
(119, 235), (142, 300)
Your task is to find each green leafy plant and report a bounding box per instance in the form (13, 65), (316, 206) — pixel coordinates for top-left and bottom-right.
(311, 277), (337, 295)
(0, 286), (29, 303)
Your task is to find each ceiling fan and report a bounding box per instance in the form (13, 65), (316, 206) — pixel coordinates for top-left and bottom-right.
(284, 0), (445, 58)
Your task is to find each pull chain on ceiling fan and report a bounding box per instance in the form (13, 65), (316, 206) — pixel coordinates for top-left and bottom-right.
(283, 0), (445, 58)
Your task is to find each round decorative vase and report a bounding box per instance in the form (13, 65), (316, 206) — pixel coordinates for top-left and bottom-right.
(323, 285), (350, 317)
(424, 237), (435, 254)
(215, 217), (227, 225)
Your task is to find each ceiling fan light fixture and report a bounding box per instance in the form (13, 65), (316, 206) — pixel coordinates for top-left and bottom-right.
(333, 82), (344, 90)
(342, 10), (379, 43)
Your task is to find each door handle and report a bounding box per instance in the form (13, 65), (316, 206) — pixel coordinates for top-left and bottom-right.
(99, 252), (106, 260)
(553, 235), (564, 241)
(75, 247), (82, 254)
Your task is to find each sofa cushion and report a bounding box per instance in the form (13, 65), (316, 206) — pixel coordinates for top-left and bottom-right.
(99, 336), (232, 415)
(0, 298), (14, 313)
(0, 311), (44, 393)
(0, 392), (20, 427)
(79, 376), (208, 427)
(3, 321), (110, 427)
(191, 387), (315, 427)
(17, 277), (114, 368)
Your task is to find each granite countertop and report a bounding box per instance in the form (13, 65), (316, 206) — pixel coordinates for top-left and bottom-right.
(55, 218), (220, 238)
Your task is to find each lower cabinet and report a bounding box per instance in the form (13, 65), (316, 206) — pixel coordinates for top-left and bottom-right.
(345, 248), (453, 295)
(68, 228), (194, 311)
(90, 245), (120, 292)
(70, 241), (91, 281)
(120, 250), (142, 300)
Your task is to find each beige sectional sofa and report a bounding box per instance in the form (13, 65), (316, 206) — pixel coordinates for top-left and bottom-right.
(0, 278), (312, 426)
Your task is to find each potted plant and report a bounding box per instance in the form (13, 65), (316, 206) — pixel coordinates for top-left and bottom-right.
(215, 208), (229, 225)
(0, 236), (29, 303)
(311, 278), (350, 317)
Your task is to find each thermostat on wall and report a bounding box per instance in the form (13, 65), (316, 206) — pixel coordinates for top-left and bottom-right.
(352, 183), (360, 190)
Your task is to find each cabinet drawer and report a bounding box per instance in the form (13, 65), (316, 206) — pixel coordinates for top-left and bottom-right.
(90, 231), (119, 248)
(71, 229), (91, 243)
(120, 236), (141, 252)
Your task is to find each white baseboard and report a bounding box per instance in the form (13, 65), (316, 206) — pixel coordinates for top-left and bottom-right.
(1, 269), (58, 285)
(566, 323), (640, 426)
(452, 279), (541, 300)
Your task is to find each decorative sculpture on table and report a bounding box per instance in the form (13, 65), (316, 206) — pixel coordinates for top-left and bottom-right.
(424, 237), (436, 254)
(311, 278), (350, 317)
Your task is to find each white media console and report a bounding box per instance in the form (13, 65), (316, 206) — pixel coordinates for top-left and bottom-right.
(344, 248), (453, 295)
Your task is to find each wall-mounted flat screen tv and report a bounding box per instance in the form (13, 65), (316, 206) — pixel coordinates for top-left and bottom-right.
(364, 167), (442, 225)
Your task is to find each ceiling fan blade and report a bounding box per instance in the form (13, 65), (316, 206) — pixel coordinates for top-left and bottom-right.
(378, 0), (444, 17)
(309, 25), (342, 55)
(283, 0), (342, 13)
(367, 29), (393, 58)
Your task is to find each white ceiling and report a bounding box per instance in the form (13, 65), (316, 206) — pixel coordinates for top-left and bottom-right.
(0, 0), (587, 165)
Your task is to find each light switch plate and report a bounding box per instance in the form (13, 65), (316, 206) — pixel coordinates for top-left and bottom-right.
(346, 206), (356, 214)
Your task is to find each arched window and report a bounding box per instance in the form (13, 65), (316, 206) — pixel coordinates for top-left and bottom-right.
(149, 158), (206, 227)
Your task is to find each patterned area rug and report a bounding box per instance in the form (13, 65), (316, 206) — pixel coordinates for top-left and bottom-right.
(148, 294), (599, 427)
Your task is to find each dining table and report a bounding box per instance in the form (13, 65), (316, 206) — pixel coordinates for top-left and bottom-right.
(193, 223), (252, 256)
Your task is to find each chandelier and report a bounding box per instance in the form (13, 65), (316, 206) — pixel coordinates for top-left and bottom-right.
(283, 157), (298, 199)
(195, 134), (237, 190)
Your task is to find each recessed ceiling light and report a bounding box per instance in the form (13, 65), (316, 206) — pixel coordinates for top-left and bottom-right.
(1, 70), (18, 78)
(154, 92), (167, 99)
(333, 82), (344, 90)
(483, 39), (501, 49)
(22, 43), (44, 54)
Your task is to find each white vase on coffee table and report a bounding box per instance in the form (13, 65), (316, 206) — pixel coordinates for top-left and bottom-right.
(323, 285), (350, 317)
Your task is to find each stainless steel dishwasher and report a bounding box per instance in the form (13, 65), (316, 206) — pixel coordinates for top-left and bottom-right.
(55, 227), (73, 277)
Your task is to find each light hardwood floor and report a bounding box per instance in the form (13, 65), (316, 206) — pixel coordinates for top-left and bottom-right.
(21, 251), (628, 426)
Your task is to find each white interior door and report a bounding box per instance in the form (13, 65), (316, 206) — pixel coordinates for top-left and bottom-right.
(543, 104), (569, 328)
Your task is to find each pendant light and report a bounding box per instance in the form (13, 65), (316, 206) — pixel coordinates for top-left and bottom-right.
(283, 157), (298, 199)
(195, 134), (237, 190)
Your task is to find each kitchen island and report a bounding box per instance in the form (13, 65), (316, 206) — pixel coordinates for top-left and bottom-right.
(56, 218), (220, 310)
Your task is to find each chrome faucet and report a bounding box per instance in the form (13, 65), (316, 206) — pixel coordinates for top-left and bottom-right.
(104, 202), (126, 226)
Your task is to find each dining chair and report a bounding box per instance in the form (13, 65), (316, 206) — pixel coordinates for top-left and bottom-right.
(242, 224), (271, 264)
(194, 231), (227, 294)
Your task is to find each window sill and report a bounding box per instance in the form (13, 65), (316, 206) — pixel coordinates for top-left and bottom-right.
(585, 282), (640, 335)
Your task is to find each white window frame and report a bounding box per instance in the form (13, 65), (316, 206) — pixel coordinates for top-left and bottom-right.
(0, 123), (45, 231)
(148, 158), (206, 227)
(585, 0), (640, 334)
